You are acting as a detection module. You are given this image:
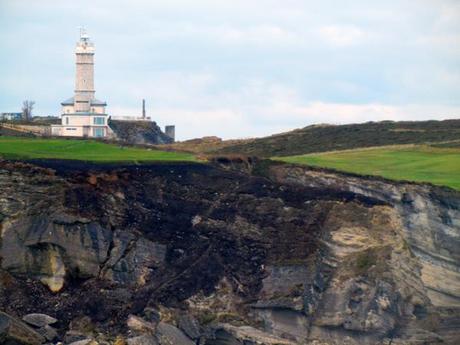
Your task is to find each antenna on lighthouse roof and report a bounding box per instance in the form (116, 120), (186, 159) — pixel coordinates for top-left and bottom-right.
(78, 26), (90, 42)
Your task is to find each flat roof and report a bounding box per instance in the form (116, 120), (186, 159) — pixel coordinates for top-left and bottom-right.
(62, 113), (108, 116)
(61, 97), (107, 106)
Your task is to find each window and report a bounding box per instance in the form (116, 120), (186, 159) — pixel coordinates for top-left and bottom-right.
(65, 117), (69, 125)
(93, 128), (104, 137)
(93, 117), (105, 125)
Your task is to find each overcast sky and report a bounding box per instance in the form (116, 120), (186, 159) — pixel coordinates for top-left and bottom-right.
(1, 0), (459, 140)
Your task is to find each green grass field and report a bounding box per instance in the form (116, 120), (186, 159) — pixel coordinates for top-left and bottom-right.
(0, 137), (197, 163)
(275, 145), (460, 190)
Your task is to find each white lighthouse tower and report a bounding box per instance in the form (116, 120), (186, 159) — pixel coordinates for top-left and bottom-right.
(52, 28), (112, 138)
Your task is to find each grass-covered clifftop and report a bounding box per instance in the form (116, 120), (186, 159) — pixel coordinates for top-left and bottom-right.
(276, 145), (460, 190)
(0, 137), (196, 163)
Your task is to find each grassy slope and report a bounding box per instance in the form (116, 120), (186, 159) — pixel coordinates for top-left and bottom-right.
(276, 145), (460, 190)
(217, 120), (460, 157)
(0, 137), (197, 163)
(156, 136), (254, 154)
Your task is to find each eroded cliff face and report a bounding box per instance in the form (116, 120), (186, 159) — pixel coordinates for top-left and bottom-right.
(0, 160), (458, 345)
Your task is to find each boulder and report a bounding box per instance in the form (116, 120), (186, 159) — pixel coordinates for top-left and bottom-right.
(127, 335), (159, 345)
(1, 215), (112, 292)
(155, 322), (194, 345)
(64, 330), (90, 343)
(68, 339), (96, 345)
(178, 314), (201, 340)
(127, 315), (157, 334)
(210, 324), (296, 345)
(22, 313), (58, 328)
(0, 311), (45, 345)
(37, 324), (58, 341)
(143, 307), (161, 324)
(68, 315), (94, 334)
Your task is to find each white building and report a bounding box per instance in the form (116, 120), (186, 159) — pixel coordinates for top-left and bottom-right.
(1, 112), (22, 121)
(52, 29), (112, 138)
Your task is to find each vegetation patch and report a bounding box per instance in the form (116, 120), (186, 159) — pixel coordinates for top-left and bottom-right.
(197, 311), (217, 325)
(356, 251), (377, 272)
(275, 145), (460, 191)
(216, 119), (460, 157)
(0, 137), (197, 163)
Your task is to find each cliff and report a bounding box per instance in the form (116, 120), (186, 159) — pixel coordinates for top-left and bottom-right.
(0, 159), (458, 344)
(108, 120), (173, 145)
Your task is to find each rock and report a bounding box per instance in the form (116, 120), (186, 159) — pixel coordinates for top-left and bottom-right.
(65, 330), (91, 344)
(38, 325), (58, 341)
(0, 311), (45, 345)
(69, 316), (94, 334)
(1, 214), (112, 291)
(38, 246), (66, 292)
(109, 120), (173, 145)
(68, 339), (95, 345)
(211, 324), (296, 345)
(22, 313), (58, 327)
(104, 234), (166, 286)
(113, 336), (127, 345)
(0, 160), (459, 345)
(155, 322), (194, 345)
(177, 314), (201, 340)
(127, 315), (157, 334)
(127, 335), (159, 345)
(143, 307), (161, 324)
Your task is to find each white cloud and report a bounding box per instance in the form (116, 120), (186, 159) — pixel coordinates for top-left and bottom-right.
(216, 25), (298, 46)
(1, 0), (459, 140)
(111, 100), (460, 141)
(264, 102), (460, 124)
(317, 25), (368, 47)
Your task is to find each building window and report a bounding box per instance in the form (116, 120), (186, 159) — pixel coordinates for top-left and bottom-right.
(93, 128), (104, 137)
(93, 117), (105, 125)
(65, 117), (69, 125)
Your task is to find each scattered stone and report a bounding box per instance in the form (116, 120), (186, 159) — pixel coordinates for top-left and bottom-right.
(212, 324), (296, 345)
(22, 313), (58, 328)
(156, 322), (194, 345)
(0, 311), (45, 345)
(178, 314), (201, 340)
(143, 307), (161, 324)
(113, 335), (127, 345)
(127, 335), (159, 345)
(37, 324), (58, 341)
(69, 315), (94, 334)
(64, 330), (90, 343)
(68, 339), (95, 345)
(127, 315), (156, 334)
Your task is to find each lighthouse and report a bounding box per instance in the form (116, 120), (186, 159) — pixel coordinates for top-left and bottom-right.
(52, 28), (112, 138)
(74, 28), (96, 112)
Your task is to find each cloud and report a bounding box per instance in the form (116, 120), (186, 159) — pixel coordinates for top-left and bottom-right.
(317, 25), (368, 47)
(263, 102), (460, 125)
(0, 0), (459, 140)
(215, 26), (298, 46)
(112, 99), (460, 141)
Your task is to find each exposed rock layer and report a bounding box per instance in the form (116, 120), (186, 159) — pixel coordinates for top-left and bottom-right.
(0, 159), (459, 344)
